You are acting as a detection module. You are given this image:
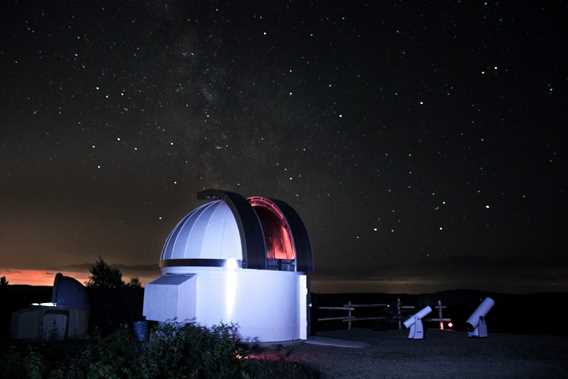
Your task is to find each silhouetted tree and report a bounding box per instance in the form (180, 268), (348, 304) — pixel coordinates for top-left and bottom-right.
(0, 276), (8, 287)
(87, 257), (124, 288)
(126, 277), (142, 288)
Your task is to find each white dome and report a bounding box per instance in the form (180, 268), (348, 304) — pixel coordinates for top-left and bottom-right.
(161, 200), (242, 261)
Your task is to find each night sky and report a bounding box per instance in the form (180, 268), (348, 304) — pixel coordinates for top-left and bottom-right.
(1, 1), (567, 293)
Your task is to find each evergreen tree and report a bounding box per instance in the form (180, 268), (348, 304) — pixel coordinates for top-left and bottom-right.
(87, 257), (124, 288)
(126, 277), (142, 288)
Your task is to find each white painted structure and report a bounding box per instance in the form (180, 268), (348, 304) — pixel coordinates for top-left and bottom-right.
(403, 306), (432, 340)
(466, 297), (495, 337)
(11, 273), (89, 340)
(143, 190), (313, 342)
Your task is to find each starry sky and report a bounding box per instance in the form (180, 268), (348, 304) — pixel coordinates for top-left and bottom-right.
(1, 1), (567, 293)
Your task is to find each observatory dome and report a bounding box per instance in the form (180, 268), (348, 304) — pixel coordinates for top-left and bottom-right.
(52, 273), (89, 310)
(161, 200), (242, 262)
(144, 189), (313, 342)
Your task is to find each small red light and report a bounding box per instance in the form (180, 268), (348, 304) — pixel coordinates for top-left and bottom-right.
(448, 322), (454, 328)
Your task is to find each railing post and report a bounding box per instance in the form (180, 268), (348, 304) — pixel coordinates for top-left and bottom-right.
(397, 297), (402, 330)
(317, 303), (391, 329)
(437, 300), (444, 330)
(347, 301), (352, 330)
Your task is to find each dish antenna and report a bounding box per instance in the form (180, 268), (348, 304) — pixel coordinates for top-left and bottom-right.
(403, 306), (432, 339)
(466, 297), (495, 337)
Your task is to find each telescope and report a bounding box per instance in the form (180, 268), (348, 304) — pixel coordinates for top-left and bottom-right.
(403, 306), (432, 339)
(466, 297), (495, 337)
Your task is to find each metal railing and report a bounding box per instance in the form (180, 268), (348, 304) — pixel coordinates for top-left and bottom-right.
(395, 298), (416, 330)
(317, 298), (452, 331)
(317, 301), (389, 330)
(426, 300), (452, 330)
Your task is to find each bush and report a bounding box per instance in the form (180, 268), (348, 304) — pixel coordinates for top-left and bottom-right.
(0, 323), (319, 379)
(140, 322), (243, 379)
(0, 347), (44, 379)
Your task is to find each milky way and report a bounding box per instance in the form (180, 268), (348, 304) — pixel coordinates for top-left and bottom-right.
(1, 1), (567, 292)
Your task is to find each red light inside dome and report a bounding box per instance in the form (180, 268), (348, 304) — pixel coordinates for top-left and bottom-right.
(248, 196), (296, 261)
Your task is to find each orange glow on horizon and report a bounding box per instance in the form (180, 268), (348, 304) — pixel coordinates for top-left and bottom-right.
(0, 268), (153, 286)
(0, 269), (90, 286)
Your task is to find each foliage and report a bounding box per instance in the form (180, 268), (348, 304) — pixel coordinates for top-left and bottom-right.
(0, 276), (9, 287)
(126, 277), (141, 288)
(0, 322), (319, 378)
(87, 257), (124, 289)
(141, 322), (243, 379)
(0, 347), (44, 379)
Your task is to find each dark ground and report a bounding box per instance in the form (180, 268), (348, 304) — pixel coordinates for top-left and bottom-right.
(281, 329), (568, 379)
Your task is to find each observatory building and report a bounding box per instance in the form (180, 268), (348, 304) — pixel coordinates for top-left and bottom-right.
(143, 189), (313, 342)
(11, 273), (90, 340)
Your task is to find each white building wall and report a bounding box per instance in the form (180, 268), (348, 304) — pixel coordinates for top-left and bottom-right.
(152, 266), (308, 342)
(143, 274), (196, 322)
(298, 274), (308, 340)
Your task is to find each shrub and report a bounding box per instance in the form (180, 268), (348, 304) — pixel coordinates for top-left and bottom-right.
(140, 322), (243, 379)
(0, 323), (318, 379)
(0, 347), (45, 379)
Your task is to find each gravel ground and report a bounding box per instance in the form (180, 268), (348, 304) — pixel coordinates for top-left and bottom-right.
(280, 329), (568, 378)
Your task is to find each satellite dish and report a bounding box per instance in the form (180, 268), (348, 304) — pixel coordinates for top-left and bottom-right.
(466, 297), (495, 337)
(403, 306), (432, 339)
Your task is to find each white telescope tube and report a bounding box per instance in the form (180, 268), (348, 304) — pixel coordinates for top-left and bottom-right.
(466, 297), (495, 330)
(466, 297), (495, 337)
(403, 306), (432, 339)
(403, 306), (432, 329)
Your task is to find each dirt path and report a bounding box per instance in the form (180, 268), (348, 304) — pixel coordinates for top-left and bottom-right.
(284, 329), (568, 378)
